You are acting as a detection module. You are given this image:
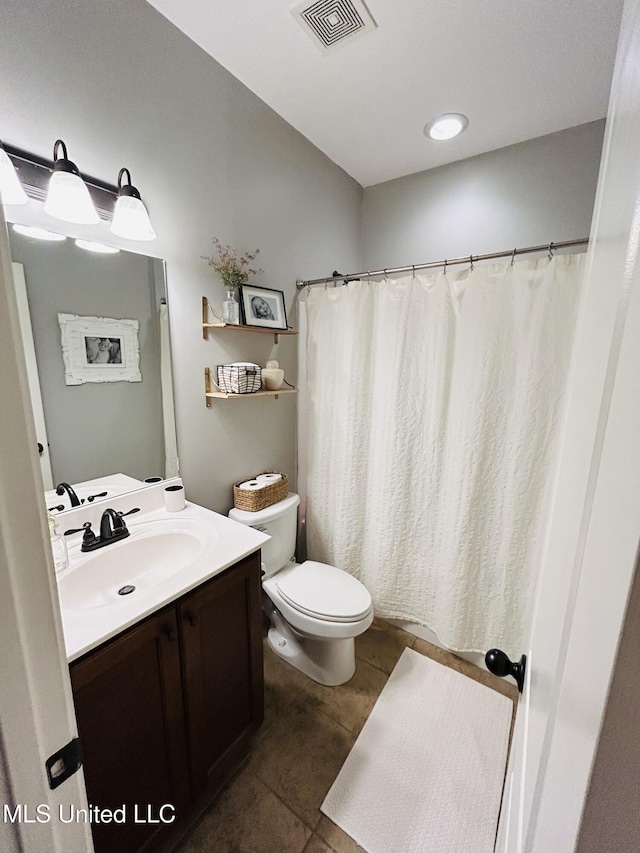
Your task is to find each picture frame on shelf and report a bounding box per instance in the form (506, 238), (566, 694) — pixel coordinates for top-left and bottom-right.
(239, 284), (287, 331)
(58, 313), (141, 385)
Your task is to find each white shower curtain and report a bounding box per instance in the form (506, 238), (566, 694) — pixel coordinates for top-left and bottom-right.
(304, 254), (585, 656)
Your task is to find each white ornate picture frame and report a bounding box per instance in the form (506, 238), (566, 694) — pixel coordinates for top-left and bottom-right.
(58, 313), (141, 385)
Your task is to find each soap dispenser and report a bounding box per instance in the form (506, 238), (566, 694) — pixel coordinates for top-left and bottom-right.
(48, 510), (69, 574)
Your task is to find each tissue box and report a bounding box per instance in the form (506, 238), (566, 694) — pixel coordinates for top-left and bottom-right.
(216, 362), (262, 394)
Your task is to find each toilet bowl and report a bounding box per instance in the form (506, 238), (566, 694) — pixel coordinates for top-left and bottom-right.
(229, 493), (373, 685)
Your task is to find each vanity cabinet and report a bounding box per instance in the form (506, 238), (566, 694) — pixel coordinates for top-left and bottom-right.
(70, 551), (264, 853)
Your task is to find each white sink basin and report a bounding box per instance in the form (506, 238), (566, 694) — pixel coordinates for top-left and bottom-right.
(55, 495), (270, 663)
(58, 518), (217, 610)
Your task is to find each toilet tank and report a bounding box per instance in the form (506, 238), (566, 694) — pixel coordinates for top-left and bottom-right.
(229, 492), (300, 579)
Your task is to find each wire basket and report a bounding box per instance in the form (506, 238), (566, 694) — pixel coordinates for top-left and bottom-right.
(233, 472), (288, 512)
(216, 363), (262, 394)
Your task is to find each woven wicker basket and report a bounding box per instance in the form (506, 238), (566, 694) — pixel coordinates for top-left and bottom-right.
(233, 472), (288, 512)
(216, 363), (262, 394)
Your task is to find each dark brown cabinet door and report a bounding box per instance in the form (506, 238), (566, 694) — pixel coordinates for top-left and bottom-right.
(70, 607), (191, 853)
(180, 552), (264, 797)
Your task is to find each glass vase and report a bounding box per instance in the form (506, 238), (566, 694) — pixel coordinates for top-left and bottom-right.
(222, 288), (240, 325)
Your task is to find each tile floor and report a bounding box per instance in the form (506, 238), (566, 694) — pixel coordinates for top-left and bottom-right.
(164, 618), (518, 853)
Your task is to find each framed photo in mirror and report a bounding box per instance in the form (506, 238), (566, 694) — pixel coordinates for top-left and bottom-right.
(239, 285), (287, 330)
(58, 313), (141, 385)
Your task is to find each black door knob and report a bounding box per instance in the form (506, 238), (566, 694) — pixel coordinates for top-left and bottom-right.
(485, 648), (526, 694)
(166, 629), (179, 642)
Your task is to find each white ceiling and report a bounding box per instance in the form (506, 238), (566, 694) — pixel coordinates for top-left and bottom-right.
(146, 0), (624, 187)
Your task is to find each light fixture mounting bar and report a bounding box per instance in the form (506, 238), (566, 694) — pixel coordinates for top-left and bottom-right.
(3, 143), (117, 221)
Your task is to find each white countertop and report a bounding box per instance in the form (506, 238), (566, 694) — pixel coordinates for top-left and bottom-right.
(54, 480), (269, 663)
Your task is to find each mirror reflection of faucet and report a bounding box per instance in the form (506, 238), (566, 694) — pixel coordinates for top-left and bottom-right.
(46, 474), (147, 513)
(53, 484), (108, 509)
(55, 482), (81, 507)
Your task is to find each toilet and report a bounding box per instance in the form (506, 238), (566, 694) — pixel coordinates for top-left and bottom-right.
(229, 493), (373, 685)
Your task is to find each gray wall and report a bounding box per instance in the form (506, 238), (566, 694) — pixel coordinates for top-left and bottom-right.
(0, 0), (363, 512)
(362, 121), (605, 268)
(9, 231), (164, 484)
(0, 3), (603, 515)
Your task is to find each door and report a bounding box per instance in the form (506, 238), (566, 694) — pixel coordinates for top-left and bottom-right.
(180, 553), (264, 797)
(71, 607), (191, 853)
(496, 0), (640, 848)
(11, 260), (54, 490)
(0, 206), (92, 852)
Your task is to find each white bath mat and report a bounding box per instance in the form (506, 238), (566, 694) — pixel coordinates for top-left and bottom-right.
(321, 647), (512, 853)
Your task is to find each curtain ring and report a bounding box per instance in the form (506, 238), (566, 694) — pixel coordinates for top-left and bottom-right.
(367, 271), (371, 282)
(548, 242), (554, 260)
(412, 264), (416, 277)
(384, 268), (388, 280)
(469, 254), (474, 271)
(511, 248), (517, 265)
(443, 258), (448, 274)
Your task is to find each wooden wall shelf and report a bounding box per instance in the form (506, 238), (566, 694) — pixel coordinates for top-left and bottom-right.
(202, 297), (298, 343)
(204, 368), (297, 407)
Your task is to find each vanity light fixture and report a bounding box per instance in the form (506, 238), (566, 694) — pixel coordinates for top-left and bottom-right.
(43, 139), (100, 225)
(2, 140), (157, 240)
(12, 224), (67, 241)
(0, 142), (28, 205)
(109, 168), (156, 242)
(424, 113), (469, 141)
(75, 239), (120, 254)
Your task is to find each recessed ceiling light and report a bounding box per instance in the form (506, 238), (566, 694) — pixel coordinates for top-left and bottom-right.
(12, 224), (66, 241)
(424, 113), (469, 141)
(74, 239), (120, 254)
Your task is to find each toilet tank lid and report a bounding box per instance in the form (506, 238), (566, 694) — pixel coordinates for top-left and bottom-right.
(228, 492), (300, 524)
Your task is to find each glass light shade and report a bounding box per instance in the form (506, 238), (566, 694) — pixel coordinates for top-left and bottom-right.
(0, 148), (28, 205)
(43, 170), (100, 225)
(109, 194), (156, 241)
(12, 224), (66, 241)
(424, 113), (469, 141)
(75, 239), (120, 254)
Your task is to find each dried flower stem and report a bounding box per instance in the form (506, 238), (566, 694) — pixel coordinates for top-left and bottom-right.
(201, 237), (262, 291)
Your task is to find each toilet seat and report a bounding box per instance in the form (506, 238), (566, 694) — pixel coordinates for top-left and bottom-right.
(275, 560), (372, 623)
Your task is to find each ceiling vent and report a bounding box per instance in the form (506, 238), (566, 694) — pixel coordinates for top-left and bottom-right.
(291, 0), (378, 53)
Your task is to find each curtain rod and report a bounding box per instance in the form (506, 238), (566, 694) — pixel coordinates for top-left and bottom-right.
(296, 238), (589, 289)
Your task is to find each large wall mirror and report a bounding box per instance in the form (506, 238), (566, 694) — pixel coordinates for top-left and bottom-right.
(8, 224), (177, 510)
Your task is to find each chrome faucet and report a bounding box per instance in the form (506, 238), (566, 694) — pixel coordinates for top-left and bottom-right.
(56, 482), (81, 507)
